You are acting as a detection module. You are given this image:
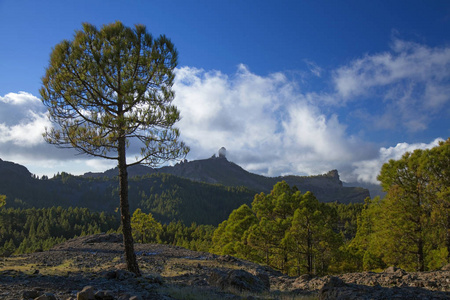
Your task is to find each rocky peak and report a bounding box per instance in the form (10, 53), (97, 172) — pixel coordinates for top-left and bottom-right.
(325, 169), (340, 180)
(0, 158), (32, 179)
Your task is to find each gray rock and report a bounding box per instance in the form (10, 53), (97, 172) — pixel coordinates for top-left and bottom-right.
(77, 286), (96, 300)
(144, 274), (163, 285)
(217, 254), (238, 263)
(319, 276), (450, 300)
(115, 269), (136, 281)
(94, 290), (115, 300)
(102, 270), (117, 279)
(209, 269), (270, 293)
(384, 266), (406, 276)
(23, 290), (42, 299)
(35, 293), (57, 300)
(83, 233), (123, 244)
(299, 273), (312, 281)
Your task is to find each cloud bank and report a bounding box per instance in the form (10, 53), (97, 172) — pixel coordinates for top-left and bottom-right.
(0, 92), (50, 146)
(0, 92), (116, 176)
(0, 39), (448, 184)
(352, 138), (444, 184)
(173, 65), (369, 179)
(333, 38), (450, 132)
(173, 38), (449, 183)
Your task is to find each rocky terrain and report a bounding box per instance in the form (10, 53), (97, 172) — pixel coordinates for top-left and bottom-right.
(0, 233), (449, 300)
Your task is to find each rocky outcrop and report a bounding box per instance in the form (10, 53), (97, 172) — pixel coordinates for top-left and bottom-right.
(319, 276), (450, 300)
(208, 269), (270, 293)
(287, 266), (450, 294)
(338, 266), (450, 292)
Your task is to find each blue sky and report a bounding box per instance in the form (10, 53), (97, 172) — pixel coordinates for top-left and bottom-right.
(0, 0), (449, 184)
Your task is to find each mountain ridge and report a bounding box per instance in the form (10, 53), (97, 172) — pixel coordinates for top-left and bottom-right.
(0, 155), (370, 225)
(83, 153), (370, 203)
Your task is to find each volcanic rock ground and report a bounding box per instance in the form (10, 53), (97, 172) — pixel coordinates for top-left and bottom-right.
(0, 233), (448, 299)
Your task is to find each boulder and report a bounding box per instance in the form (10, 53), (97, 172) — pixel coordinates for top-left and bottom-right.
(35, 293), (57, 300)
(209, 269), (270, 293)
(77, 286), (96, 300)
(94, 290), (115, 300)
(23, 290), (42, 299)
(384, 266), (406, 276)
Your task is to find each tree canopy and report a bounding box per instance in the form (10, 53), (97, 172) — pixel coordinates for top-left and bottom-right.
(131, 208), (162, 243)
(351, 138), (449, 271)
(40, 21), (188, 275)
(212, 181), (342, 276)
(40, 21), (187, 165)
(0, 195), (5, 208)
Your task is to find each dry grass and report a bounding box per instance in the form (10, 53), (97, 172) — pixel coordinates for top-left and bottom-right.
(0, 255), (122, 276)
(160, 256), (251, 278)
(0, 256), (37, 273)
(160, 257), (236, 277)
(0, 257), (81, 276)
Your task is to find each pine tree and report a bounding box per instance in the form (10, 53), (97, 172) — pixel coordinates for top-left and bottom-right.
(0, 195), (5, 208)
(352, 139), (450, 272)
(40, 22), (188, 275)
(378, 150), (432, 271)
(210, 204), (257, 257)
(422, 138), (450, 264)
(131, 208), (162, 243)
(348, 197), (386, 271)
(285, 192), (341, 275)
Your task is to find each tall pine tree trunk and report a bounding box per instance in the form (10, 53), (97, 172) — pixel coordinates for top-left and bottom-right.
(118, 135), (141, 276)
(307, 228), (313, 274)
(417, 236), (425, 272)
(447, 214), (450, 261)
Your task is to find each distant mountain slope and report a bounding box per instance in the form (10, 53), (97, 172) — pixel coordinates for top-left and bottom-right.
(343, 181), (386, 199)
(84, 154), (370, 204)
(0, 153), (371, 227)
(0, 158), (255, 225)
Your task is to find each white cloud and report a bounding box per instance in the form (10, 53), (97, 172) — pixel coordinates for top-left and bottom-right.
(84, 158), (116, 172)
(0, 91), (41, 105)
(351, 138), (444, 184)
(0, 92), (51, 147)
(0, 111), (50, 146)
(22, 158), (115, 178)
(173, 65), (371, 178)
(1, 38), (448, 183)
(332, 39), (450, 132)
(0, 92), (76, 174)
(174, 65), (286, 157)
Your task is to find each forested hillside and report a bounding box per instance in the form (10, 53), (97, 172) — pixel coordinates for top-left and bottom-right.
(84, 154), (370, 203)
(0, 206), (120, 255)
(0, 155), (369, 226)
(0, 159), (255, 225)
(0, 206), (216, 256)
